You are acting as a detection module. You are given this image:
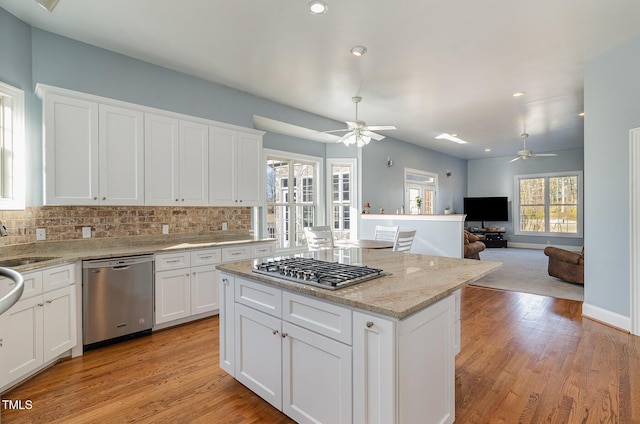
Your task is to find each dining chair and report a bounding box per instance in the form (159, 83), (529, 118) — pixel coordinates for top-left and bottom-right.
(374, 225), (399, 243)
(394, 229), (417, 252)
(304, 226), (335, 250)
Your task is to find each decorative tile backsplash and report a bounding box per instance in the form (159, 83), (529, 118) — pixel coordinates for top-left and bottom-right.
(0, 206), (252, 246)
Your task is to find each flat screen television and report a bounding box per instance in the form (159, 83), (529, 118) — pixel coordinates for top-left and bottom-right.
(463, 196), (509, 223)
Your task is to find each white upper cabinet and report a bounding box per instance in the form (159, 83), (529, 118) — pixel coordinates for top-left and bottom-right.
(99, 105), (144, 205)
(209, 126), (262, 206)
(144, 114), (209, 206)
(42, 92), (144, 205)
(43, 94), (99, 205)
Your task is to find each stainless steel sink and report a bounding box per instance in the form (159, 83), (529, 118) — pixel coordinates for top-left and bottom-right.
(0, 257), (58, 268)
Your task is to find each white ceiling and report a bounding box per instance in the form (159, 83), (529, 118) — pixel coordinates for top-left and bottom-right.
(3, 0), (640, 159)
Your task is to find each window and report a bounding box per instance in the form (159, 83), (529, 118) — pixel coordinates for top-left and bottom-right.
(514, 171), (583, 237)
(266, 151), (321, 250)
(327, 159), (357, 241)
(405, 168), (438, 214)
(0, 81), (25, 210)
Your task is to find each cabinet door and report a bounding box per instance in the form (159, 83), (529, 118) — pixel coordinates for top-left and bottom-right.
(209, 126), (236, 205)
(353, 311), (396, 424)
(282, 321), (352, 424)
(0, 296), (44, 387)
(235, 303), (282, 410)
(145, 113), (180, 206)
(219, 274), (235, 375)
(99, 104), (145, 205)
(155, 269), (191, 325)
(43, 285), (77, 362)
(190, 265), (218, 315)
(44, 94), (99, 205)
(235, 132), (262, 206)
(179, 120), (209, 205)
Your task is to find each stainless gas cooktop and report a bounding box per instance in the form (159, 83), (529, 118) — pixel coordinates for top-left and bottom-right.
(253, 257), (386, 290)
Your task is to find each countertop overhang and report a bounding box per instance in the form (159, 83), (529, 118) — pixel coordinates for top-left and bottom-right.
(217, 249), (501, 320)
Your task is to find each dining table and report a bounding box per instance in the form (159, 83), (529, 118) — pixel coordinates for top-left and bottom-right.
(334, 239), (394, 250)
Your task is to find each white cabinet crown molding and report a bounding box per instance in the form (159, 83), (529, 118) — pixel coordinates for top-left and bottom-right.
(35, 83), (265, 136)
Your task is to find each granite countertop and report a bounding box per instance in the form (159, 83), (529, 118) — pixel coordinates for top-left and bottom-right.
(217, 249), (501, 320)
(0, 232), (276, 273)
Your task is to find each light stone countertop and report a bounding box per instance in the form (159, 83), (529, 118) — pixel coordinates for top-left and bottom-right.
(0, 232), (275, 273)
(217, 249), (502, 320)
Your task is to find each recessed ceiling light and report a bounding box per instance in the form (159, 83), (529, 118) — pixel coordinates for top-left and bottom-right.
(351, 46), (367, 57)
(512, 92), (526, 97)
(579, 112), (585, 117)
(484, 148), (491, 152)
(308, 1), (328, 15)
(436, 133), (468, 144)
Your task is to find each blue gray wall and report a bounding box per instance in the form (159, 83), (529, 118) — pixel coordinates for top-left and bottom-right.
(1, 8), (465, 214)
(467, 148), (584, 247)
(584, 34), (640, 322)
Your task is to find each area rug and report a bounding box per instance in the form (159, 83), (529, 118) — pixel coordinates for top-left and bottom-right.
(470, 248), (584, 301)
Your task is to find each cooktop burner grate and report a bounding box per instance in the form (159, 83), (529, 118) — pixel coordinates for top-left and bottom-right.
(253, 257), (386, 290)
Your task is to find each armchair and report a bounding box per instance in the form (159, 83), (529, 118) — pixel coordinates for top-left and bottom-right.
(464, 231), (486, 259)
(543, 246), (584, 284)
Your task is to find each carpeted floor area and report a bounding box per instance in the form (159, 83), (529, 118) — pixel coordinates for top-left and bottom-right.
(470, 247), (584, 301)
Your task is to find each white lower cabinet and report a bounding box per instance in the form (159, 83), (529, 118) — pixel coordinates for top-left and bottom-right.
(220, 272), (457, 424)
(154, 249), (220, 326)
(0, 264), (77, 390)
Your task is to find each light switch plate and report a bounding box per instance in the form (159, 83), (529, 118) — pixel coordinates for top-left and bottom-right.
(162, 224), (169, 235)
(222, 222), (228, 231)
(36, 228), (46, 241)
(82, 227), (92, 238)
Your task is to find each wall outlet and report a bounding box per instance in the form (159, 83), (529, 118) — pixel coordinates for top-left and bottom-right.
(82, 227), (92, 239)
(36, 228), (46, 241)
(222, 222), (228, 231)
(162, 224), (169, 235)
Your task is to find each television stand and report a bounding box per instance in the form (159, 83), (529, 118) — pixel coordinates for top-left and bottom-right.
(470, 229), (507, 248)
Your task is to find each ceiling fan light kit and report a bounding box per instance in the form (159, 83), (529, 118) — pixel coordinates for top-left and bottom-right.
(351, 46), (367, 57)
(308, 1), (328, 15)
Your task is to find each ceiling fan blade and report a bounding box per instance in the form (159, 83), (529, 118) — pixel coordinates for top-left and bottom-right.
(361, 130), (386, 141)
(345, 121), (360, 129)
(322, 129), (350, 133)
(509, 156), (522, 163)
(366, 125), (397, 131)
(533, 153), (558, 157)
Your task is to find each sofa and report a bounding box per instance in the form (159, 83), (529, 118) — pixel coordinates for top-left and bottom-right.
(543, 246), (584, 284)
(464, 231), (486, 259)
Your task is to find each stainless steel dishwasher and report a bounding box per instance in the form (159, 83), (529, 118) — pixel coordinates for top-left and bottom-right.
(83, 255), (154, 349)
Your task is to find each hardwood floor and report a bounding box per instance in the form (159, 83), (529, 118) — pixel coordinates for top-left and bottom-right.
(2, 286), (639, 423)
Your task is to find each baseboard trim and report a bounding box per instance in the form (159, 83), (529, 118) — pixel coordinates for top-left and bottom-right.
(507, 242), (581, 251)
(582, 302), (631, 332)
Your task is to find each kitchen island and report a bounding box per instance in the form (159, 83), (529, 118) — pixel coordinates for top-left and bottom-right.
(217, 249), (500, 424)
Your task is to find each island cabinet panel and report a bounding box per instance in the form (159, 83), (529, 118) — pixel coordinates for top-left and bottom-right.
(282, 321), (352, 424)
(398, 295), (455, 424)
(353, 311), (396, 424)
(219, 275), (235, 375)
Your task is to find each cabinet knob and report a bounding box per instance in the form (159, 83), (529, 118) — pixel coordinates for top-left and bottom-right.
(281, 333), (288, 338)
(0, 338), (3, 347)
(102, 197), (106, 200)
(93, 197), (98, 200)
(186, 273), (190, 277)
(46, 300), (53, 304)
(181, 198), (185, 202)
(37, 303), (44, 307)
(222, 278), (229, 285)
(272, 330), (279, 335)
(175, 199), (179, 202)
(366, 321), (374, 328)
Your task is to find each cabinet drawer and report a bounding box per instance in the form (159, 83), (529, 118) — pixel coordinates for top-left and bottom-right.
(222, 246), (251, 263)
(283, 291), (352, 345)
(251, 243), (275, 258)
(191, 248), (221, 266)
(42, 263), (76, 292)
(155, 252), (190, 271)
(235, 277), (282, 318)
(0, 271), (43, 301)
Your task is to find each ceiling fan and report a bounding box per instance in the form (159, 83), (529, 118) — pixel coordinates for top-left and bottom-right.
(509, 132), (557, 162)
(324, 96), (396, 147)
